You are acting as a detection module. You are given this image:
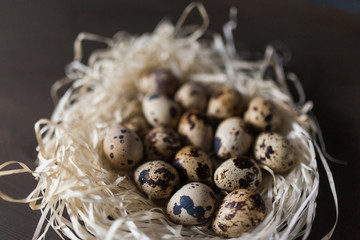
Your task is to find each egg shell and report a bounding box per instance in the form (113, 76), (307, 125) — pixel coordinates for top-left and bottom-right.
(138, 69), (179, 96)
(214, 156), (262, 192)
(212, 189), (267, 237)
(167, 182), (216, 225)
(142, 93), (181, 129)
(207, 88), (244, 119)
(244, 97), (281, 132)
(134, 160), (179, 200)
(214, 117), (253, 159)
(103, 125), (143, 171)
(173, 146), (213, 186)
(254, 132), (297, 173)
(174, 82), (208, 112)
(177, 110), (213, 152)
(123, 115), (150, 138)
(144, 127), (182, 161)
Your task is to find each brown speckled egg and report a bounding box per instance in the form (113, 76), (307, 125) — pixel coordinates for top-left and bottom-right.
(214, 117), (253, 159)
(103, 125), (143, 171)
(212, 189), (267, 237)
(244, 97), (281, 132)
(123, 115), (150, 138)
(138, 69), (179, 97)
(207, 88), (244, 120)
(177, 110), (213, 152)
(167, 182), (216, 225)
(144, 127), (182, 161)
(134, 160), (179, 200)
(174, 82), (208, 112)
(173, 146), (213, 186)
(142, 93), (181, 129)
(214, 156), (262, 192)
(254, 132), (297, 173)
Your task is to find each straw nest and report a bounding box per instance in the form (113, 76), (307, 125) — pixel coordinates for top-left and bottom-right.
(0, 2), (338, 240)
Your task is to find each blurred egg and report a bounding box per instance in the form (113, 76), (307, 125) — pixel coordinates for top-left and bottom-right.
(174, 82), (208, 112)
(207, 87), (244, 120)
(214, 117), (253, 159)
(123, 115), (150, 138)
(103, 125), (143, 170)
(144, 127), (182, 161)
(254, 132), (297, 173)
(138, 69), (179, 96)
(142, 93), (181, 129)
(244, 97), (281, 132)
(178, 110), (213, 152)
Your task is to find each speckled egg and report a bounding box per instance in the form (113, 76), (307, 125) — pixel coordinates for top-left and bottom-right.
(142, 93), (181, 129)
(212, 189), (267, 237)
(144, 127), (182, 161)
(173, 146), (213, 186)
(207, 88), (244, 119)
(138, 69), (179, 96)
(177, 110), (213, 152)
(174, 82), (208, 112)
(254, 132), (297, 173)
(103, 125), (143, 171)
(167, 182), (216, 225)
(244, 97), (281, 132)
(214, 117), (253, 159)
(134, 160), (179, 200)
(123, 115), (150, 138)
(214, 156), (262, 192)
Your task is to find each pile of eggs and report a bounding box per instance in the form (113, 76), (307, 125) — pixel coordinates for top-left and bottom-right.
(103, 69), (297, 237)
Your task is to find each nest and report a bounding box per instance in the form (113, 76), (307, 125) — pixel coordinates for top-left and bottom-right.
(0, 2), (338, 240)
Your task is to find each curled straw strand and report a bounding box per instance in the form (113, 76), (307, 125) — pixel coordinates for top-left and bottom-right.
(174, 2), (209, 43)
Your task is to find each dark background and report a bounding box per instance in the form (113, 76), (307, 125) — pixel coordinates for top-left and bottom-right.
(296, 0), (360, 14)
(0, 0), (359, 239)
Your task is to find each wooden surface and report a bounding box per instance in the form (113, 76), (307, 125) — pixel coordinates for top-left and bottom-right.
(0, 0), (359, 239)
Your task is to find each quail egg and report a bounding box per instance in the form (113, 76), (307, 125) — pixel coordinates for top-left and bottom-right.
(103, 125), (143, 171)
(142, 93), (181, 129)
(212, 189), (267, 237)
(214, 117), (253, 159)
(138, 69), (179, 96)
(173, 146), (213, 186)
(134, 160), (179, 200)
(144, 127), (182, 161)
(254, 132), (297, 173)
(207, 87), (244, 119)
(174, 82), (208, 112)
(178, 110), (213, 152)
(123, 115), (150, 138)
(167, 182), (216, 225)
(244, 97), (281, 132)
(214, 156), (262, 192)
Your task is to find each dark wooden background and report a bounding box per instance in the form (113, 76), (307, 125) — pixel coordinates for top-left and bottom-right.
(0, 0), (359, 239)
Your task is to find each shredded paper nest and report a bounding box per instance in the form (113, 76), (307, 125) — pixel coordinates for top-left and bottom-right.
(0, 3), (338, 240)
